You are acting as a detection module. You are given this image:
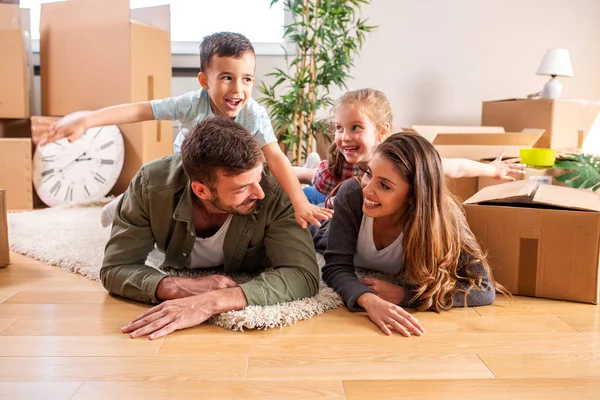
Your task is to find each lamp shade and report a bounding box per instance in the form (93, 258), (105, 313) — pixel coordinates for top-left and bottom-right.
(536, 48), (573, 77)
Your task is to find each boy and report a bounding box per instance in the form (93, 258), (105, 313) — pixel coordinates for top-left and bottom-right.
(33, 32), (333, 229)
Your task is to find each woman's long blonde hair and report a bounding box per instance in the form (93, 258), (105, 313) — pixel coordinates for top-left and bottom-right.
(376, 132), (509, 312)
(327, 89), (393, 178)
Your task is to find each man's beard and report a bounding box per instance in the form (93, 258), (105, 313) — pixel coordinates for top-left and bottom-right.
(208, 190), (257, 216)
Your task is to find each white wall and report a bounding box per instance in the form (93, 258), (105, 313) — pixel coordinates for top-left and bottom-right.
(33, 0), (600, 135)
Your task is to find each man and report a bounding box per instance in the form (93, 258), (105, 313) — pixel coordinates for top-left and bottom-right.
(101, 117), (319, 339)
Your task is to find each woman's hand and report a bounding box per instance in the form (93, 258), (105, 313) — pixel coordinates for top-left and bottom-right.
(357, 293), (424, 337)
(363, 277), (404, 305)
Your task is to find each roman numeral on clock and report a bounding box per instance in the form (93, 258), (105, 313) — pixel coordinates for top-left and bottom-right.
(64, 186), (73, 202)
(84, 185), (91, 197)
(41, 168), (55, 178)
(49, 181), (62, 197)
(101, 159), (115, 165)
(42, 155), (56, 162)
(94, 127), (105, 140)
(100, 141), (114, 150)
(93, 172), (106, 185)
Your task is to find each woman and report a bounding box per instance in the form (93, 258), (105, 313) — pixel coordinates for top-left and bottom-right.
(315, 132), (508, 336)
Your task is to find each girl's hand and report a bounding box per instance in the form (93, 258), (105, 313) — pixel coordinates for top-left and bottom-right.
(358, 293), (424, 337)
(293, 200), (334, 229)
(490, 151), (526, 181)
(363, 277), (405, 305)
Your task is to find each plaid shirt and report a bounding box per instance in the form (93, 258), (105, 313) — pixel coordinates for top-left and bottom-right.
(311, 160), (364, 208)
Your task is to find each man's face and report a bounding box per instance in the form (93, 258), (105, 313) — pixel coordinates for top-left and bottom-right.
(206, 164), (265, 215)
(198, 51), (256, 119)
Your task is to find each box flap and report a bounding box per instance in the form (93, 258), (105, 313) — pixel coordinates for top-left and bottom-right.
(533, 184), (600, 212)
(464, 180), (537, 205)
(464, 179), (600, 212)
(130, 5), (170, 32)
(413, 125), (505, 143)
(0, 3), (19, 28)
(433, 132), (543, 146)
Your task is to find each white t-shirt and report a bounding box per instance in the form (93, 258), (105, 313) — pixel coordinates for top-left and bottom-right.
(189, 215), (233, 268)
(353, 214), (404, 274)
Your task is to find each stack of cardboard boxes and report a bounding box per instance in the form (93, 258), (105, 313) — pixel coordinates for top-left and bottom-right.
(413, 101), (600, 304)
(0, 3), (34, 211)
(0, 0), (174, 214)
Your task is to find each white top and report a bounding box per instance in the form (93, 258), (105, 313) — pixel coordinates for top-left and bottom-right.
(353, 214), (404, 274)
(189, 214), (233, 268)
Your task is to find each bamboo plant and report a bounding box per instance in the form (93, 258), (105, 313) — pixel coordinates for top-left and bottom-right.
(258, 0), (375, 165)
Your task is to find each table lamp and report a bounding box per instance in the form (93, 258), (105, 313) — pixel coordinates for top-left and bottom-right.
(536, 49), (573, 99)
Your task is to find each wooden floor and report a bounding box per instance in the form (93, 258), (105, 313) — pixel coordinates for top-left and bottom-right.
(1, 252), (599, 399)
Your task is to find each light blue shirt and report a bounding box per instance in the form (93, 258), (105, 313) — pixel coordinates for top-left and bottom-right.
(150, 89), (277, 153)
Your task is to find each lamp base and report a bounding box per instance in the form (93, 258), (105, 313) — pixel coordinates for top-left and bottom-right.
(541, 76), (563, 99)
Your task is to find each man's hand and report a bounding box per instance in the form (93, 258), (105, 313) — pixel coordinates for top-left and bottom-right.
(293, 199), (334, 229)
(156, 275), (237, 301)
(363, 277), (405, 305)
(357, 293), (424, 337)
(123, 287), (247, 339)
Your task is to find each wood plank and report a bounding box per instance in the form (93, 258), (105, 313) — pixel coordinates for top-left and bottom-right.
(71, 381), (346, 400)
(0, 356), (247, 381)
(0, 292), (17, 303)
(343, 378), (600, 400)
(480, 352), (600, 378)
(558, 315), (600, 332)
(0, 318), (126, 336)
(0, 336), (162, 357)
(4, 291), (123, 304)
(160, 332), (600, 356)
(247, 354), (494, 380)
(0, 382), (82, 400)
(476, 296), (599, 317)
(0, 318), (14, 333)
(0, 303), (150, 320)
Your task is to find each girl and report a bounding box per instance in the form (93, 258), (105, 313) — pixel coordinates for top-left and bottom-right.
(315, 132), (509, 336)
(306, 88), (523, 207)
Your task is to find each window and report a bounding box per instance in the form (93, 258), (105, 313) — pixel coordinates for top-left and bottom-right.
(21, 0), (286, 54)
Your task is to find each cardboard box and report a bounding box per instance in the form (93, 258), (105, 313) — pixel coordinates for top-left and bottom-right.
(433, 132), (544, 160)
(477, 166), (568, 191)
(0, 138), (32, 210)
(40, 0), (173, 193)
(0, 189), (9, 267)
(464, 180), (600, 304)
(482, 99), (600, 150)
(0, 4), (33, 118)
(413, 125), (506, 143)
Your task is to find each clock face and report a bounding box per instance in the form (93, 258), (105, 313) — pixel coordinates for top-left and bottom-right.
(32, 125), (125, 207)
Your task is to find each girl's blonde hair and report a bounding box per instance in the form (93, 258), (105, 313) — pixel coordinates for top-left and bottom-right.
(327, 89), (393, 178)
(376, 132), (510, 311)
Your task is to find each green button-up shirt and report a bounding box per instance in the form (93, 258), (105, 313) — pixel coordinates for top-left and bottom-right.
(101, 155), (319, 305)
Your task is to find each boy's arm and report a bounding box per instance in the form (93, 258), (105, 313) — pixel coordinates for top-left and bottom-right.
(442, 155), (524, 181)
(33, 102), (154, 145)
(262, 143), (333, 228)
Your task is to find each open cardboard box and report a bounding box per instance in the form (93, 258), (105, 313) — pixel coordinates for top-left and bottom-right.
(0, 4), (34, 118)
(40, 0), (173, 193)
(412, 125), (506, 143)
(463, 180), (600, 304)
(429, 129), (544, 202)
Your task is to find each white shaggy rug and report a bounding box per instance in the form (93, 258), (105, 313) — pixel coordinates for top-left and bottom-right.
(7, 200), (346, 331)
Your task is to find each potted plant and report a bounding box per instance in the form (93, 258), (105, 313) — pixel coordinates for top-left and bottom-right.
(554, 153), (600, 192)
(258, 0), (376, 165)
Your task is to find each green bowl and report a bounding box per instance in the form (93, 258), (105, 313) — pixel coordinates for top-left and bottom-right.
(520, 148), (556, 167)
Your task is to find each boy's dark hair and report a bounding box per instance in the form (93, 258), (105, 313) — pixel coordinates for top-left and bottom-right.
(199, 32), (255, 72)
(181, 117), (263, 189)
